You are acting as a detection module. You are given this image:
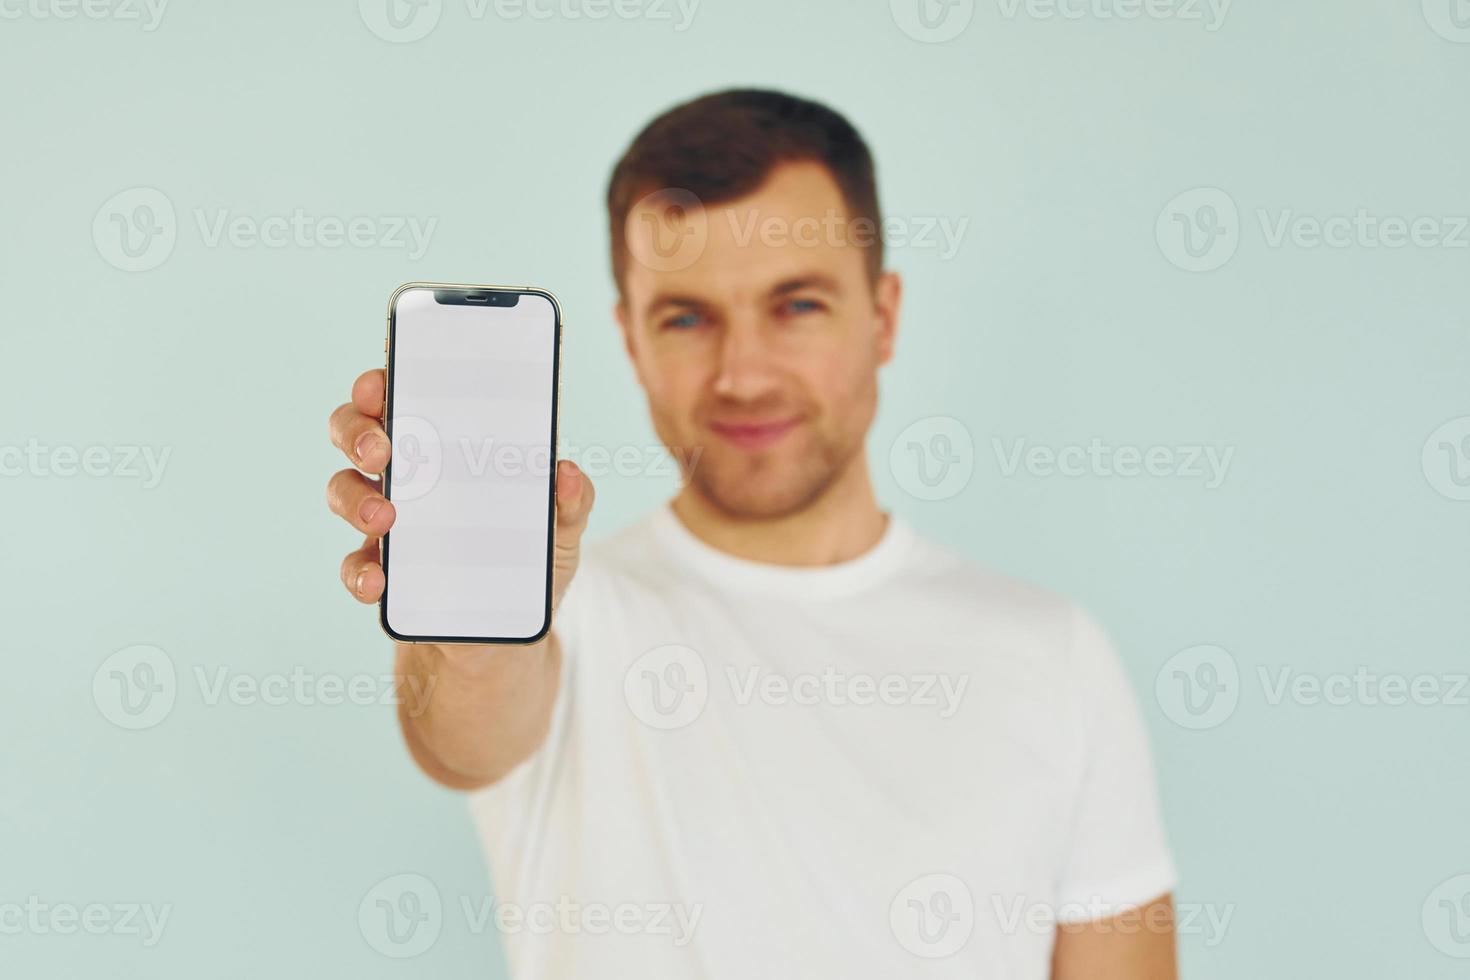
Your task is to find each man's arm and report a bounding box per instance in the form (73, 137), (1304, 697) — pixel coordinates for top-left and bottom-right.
(327, 368), (597, 790)
(1051, 893), (1178, 980)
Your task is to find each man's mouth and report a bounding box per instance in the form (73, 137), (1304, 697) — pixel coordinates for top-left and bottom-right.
(708, 417), (803, 452)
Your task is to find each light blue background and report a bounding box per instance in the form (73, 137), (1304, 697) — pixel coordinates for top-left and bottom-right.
(2, 0), (1467, 976)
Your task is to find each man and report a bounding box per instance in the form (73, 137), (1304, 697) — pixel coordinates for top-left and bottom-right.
(327, 89), (1178, 979)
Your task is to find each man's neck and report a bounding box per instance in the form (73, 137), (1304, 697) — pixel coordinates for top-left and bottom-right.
(669, 451), (889, 567)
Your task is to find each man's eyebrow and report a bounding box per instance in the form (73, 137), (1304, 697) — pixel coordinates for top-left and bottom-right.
(770, 274), (842, 298)
(642, 293), (710, 319)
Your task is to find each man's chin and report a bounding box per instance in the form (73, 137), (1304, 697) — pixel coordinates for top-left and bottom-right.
(690, 459), (834, 522)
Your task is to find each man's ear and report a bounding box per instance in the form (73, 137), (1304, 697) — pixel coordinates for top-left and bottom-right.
(614, 299), (646, 389)
(872, 270), (902, 366)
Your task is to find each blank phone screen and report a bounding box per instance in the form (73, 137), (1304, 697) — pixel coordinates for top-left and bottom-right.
(381, 286), (559, 642)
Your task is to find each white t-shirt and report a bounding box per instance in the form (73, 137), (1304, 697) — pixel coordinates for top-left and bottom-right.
(470, 504), (1175, 979)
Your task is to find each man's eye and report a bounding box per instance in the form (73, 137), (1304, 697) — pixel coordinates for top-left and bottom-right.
(779, 298), (825, 317)
(662, 312), (704, 330)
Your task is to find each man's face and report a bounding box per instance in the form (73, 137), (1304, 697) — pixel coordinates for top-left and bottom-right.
(617, 162), (901, 520)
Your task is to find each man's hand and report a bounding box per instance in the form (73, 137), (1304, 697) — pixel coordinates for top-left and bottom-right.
(326, 367), (596, 788)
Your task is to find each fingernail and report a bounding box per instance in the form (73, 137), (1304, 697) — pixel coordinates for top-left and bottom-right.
(355, 570), (369, 597)
(355, 432), (380, 463)
(359, 498), (382, 525)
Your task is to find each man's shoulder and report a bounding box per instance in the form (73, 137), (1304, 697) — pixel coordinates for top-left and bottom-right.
(901, 524), (1082, 628)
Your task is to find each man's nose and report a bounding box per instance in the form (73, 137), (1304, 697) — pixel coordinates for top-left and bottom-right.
(711, 317), (780, 401)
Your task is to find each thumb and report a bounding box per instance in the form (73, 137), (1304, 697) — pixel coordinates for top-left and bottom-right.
(551, 459), (595, 610)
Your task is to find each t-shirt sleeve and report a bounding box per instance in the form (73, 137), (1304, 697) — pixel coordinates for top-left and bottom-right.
(1053, 605), (1177, 922)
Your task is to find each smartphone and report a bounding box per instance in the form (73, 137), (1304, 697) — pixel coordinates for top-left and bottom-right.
(379, 283), (562, 644)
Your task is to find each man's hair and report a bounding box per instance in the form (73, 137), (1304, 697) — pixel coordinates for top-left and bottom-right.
(606, 88), (884, 294)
